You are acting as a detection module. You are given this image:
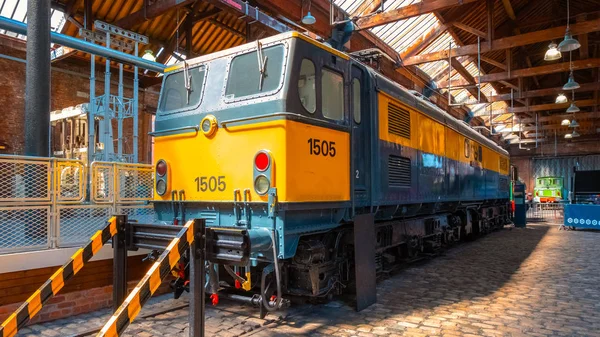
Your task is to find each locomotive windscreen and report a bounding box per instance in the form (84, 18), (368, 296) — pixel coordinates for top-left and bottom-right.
(159, 65), (206, 113)
(225, 44), (285, 99)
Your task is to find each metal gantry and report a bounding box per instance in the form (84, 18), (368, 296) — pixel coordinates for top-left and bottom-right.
(81, 20), (149, 163)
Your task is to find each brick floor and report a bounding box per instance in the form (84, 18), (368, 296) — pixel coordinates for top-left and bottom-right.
(16, 223), (600, 336)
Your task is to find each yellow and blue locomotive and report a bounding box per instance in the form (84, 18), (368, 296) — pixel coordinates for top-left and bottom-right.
(152, 32), (510, 308)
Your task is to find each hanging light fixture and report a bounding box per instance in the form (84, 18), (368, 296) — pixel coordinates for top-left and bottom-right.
(566, 90), (579, 113)
(569, 119), (579, 128)
(566, 102), (580, 113)
(142, 50), (156, 62)
(544, 42), (562, 61)
(564, 133), (573, 139)
(561, 119), (570, 126)
(558, 0), (581, 52)
(563, 73), (580, 90)
(555, 93), (568, 103)
(571, 130), (580, 137)
(301, 0), (316, 25)
(563, 51), (580, 90)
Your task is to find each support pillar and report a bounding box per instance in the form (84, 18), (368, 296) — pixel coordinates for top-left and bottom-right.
(112, 215), (128, 311)
(25, 0), (51, 157)
(189, 219), (206, 337)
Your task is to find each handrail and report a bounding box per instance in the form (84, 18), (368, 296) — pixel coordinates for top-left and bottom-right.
(220, 112), (350, 129)
(148, 125), (199, 136)
(0, 217), (120, 337)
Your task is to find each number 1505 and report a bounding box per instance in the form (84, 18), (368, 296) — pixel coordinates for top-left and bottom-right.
(194, 176), (226, 192)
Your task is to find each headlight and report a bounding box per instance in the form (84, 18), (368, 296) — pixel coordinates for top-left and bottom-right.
(156, 179), (167, 196)
(254, 175), (270, 195)
(200, 115), (218, 137)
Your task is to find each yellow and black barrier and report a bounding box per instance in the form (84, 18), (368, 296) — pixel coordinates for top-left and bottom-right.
(0, 216), (120, 337)
(97, 219), (197, 337)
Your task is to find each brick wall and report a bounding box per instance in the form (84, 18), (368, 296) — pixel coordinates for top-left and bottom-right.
(0, 36), (160, 162)
(0, 255), (172, 326)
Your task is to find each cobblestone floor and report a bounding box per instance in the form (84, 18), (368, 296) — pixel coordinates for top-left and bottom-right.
(18, 223), (600, 337)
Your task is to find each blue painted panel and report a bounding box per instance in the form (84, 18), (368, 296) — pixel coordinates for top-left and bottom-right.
(564, 204), (600, 229)
(459, 160), (474, 199)
(418, 152), (446, 201)
(446, 159), (460, 199)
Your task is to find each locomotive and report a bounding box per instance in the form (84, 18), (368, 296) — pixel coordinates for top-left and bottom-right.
(151, 32), (511, 310)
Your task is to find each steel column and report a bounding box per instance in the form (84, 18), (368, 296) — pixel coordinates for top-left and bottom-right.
(189, 219), (206, 337)
(24, 0), (51, 156)
(112, 215), (128, 311)
(103, 32), (111, 161)
(133, 43), (139, 163)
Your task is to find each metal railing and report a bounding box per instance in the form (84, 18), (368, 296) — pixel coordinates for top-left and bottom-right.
(526, 202), (565, 223)
(0, 154), (156, 254)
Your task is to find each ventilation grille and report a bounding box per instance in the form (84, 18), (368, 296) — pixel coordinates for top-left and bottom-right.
(388, 103), (410, 139)
(388, 155), (411, 188)
(499, 157), (508, 171)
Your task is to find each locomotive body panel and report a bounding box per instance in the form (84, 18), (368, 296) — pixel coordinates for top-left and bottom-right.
(153, 119), (350, 203)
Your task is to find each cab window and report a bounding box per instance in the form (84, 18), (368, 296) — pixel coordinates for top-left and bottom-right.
(225, 44), (285, 99)
(352, 78), (361, 123)
(298, 59), (316, 114)
(321, 68), (344, 121)
(159, 66), (206, 112)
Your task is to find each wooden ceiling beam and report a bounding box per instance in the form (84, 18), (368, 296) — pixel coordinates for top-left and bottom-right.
(520, 111), (600, 124)
(577, 14), (589, 59)
(401, 23), (447, 58)
(480, 56), (506, 70)
(351, 0), (384, 17)
(113, 0), (196, 30)
(355, 0), (479, 31)
(439, 58), (600, 87)
(404, 18), (600, 66)
(489, 82), (600, 102)
(508, 99), (598, 113)
(450, 58), (488, 102)
(501, 0), (517, 21)
(451, 22), (486, 38)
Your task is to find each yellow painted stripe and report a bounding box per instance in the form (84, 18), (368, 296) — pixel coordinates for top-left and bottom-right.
(71, 249), (84, 274)
(378, 91), (508, 175)
(185, 221), (195, 245)
(108, 217), (118, 237)
(149, 266), (162, 294)
(26, 290), (42, 318)
(167, 243), (181, 269)
(98, 318), (118, 337)
(1, 312), (18, 337)
(291, 32), (350, 60)
(126, 293), (142, 323)
(50, 268), (65, 294)
(164, 64), (182, 73)
(90, 231), (103, 255)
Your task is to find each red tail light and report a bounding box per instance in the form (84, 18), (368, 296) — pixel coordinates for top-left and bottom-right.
(156, 160), (167, 176)
(254, 152), (270, 171)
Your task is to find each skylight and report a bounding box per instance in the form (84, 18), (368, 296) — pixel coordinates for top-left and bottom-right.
(0, 0), (66, 40)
